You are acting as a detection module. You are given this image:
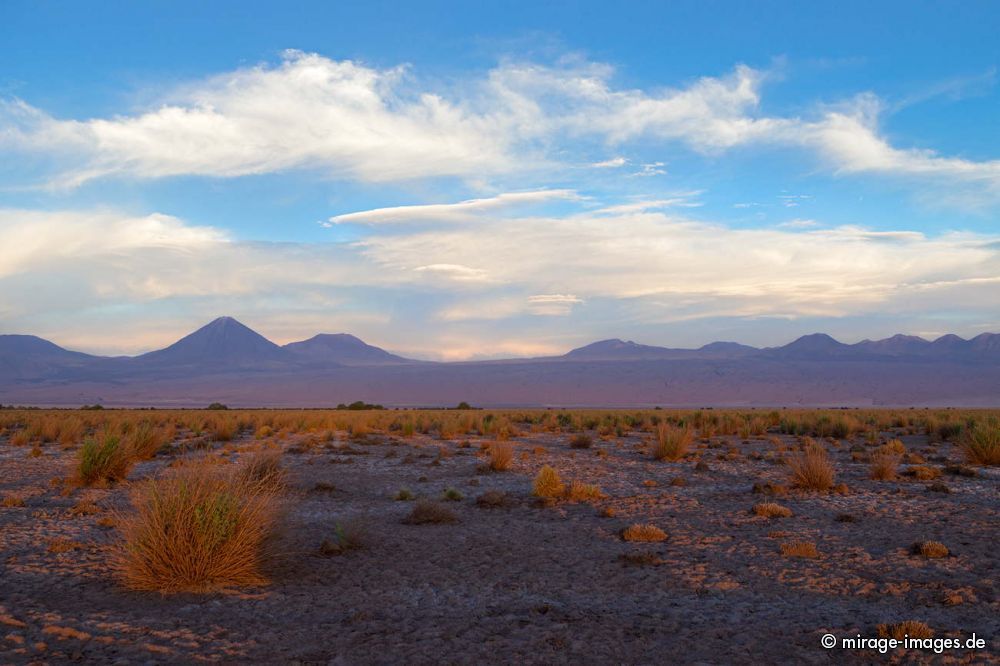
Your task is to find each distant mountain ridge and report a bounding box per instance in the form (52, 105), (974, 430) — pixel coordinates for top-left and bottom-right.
(1, 318), (998, 406)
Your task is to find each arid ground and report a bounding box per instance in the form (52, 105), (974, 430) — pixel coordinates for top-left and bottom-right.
(1, 409), (997, 664)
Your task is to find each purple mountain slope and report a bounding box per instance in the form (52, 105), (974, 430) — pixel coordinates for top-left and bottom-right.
(283, 333), (413, 365)
(1, 319), (998, 406)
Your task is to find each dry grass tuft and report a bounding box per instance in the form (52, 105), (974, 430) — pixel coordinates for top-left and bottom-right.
(488, 441), (514, 471)
(476, 490), (515, 508)
(76, 432), (134, 487)
(569, 434), (593, 449)
(234, 449), (285, 493)
(869, 449), (901, 480)
(1, 495), (26, 508)
(621, 524), (667, 542)
(532, 465), (565, 498)
(652, 424), (692, 461)
(115, 462), (282, 593)
(620, 551), (664, 566)
(877, 621), (933, 640)
(779, 541), (820, 558)
(402, 499), (458, 525)
(905, 465), (941, 480)
(565, 480), (605, 502)
(752, 502), (792, 518)
(787, 442), (835, 490)
(911, 540), (949, 559)
(960, 421), (1000, 465)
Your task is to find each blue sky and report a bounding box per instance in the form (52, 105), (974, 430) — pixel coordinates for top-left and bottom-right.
(1, 1), (998, 358)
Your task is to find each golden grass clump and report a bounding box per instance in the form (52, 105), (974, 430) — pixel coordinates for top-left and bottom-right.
(877, 621), (933, 640)
(235, 449), (285, 492)
(76, 432), (134, 487)
(621, 524), (667, 542)
(532, 465), (565, 498)
(779, 541), (820, 558)
(401, 500), (458, 525)
(960, 421), (1000, 465)
(652, 424), (692, 461)
(565, 480), (605, 502)
(786, 441), (835, 490)
(881, 438), (906, 456)
(115, 462), (282, 593)
(752, 502), (792, 518)
(869, 449), (901, 481)
(488, 441), (514, 471)
(125, 421), (166, 460)
(911, 540), (949, 559)
(569, 434), (593, 449)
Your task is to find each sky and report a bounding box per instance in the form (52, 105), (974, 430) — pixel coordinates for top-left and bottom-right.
(1, 0), (999, 359)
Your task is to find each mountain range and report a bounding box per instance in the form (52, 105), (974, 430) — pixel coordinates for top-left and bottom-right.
(1, 316), (998, 407)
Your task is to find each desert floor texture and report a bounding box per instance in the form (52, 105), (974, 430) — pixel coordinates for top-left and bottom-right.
(1, 413), (998, 664)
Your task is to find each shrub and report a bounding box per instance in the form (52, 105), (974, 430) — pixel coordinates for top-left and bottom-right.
(960, 421), (1000, 465)
(402, 500), (458, 525)
(752, 502), (792, 518)
(77, 432), (134, 486)
(911, 541), (949, 559)
(652, 424), (692, 461)
(621, 524), (667, 542)
(532, 465), (565, 498)
(787, 442), (835, 490)
(569, 434), (593, 449)
(395, 488), (415, 501)
(115, 463), (282, 593)
(488, 441), (514, 471)
(442, 488), (463, 501)
(877, 621), (933, 640)
(869, 450), (901, 480)
(780, 541), (820, 558)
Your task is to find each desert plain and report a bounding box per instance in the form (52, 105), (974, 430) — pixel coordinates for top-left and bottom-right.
(0, 407), (997, 664)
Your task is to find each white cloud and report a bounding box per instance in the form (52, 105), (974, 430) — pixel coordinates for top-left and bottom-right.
(3, 52), (999, 196)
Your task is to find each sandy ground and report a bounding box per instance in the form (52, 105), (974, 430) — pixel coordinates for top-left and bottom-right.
(1, 427), (998, 665)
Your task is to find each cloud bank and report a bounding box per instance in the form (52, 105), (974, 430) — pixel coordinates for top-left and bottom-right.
(2, 51), (999, 196)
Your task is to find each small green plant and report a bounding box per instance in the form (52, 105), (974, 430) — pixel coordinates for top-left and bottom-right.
(442, 488), (463, 501)
(77, 432), (133, 486)
(960, 421), (1000, 465)
(395, 488), (415, 501)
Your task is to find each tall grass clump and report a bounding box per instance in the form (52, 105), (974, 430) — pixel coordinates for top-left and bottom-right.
(960, 420), (1000, 465)
(652, 424), (692, 461)
(115, 462), (282, 593)
(787, 440), (835, 490)
(77, 432), (134, 486)
(235, 449), (286, 492)
(488, 441), (514, 471)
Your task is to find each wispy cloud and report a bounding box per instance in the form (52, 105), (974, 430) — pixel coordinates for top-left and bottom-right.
(325, 189), (578, 225)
